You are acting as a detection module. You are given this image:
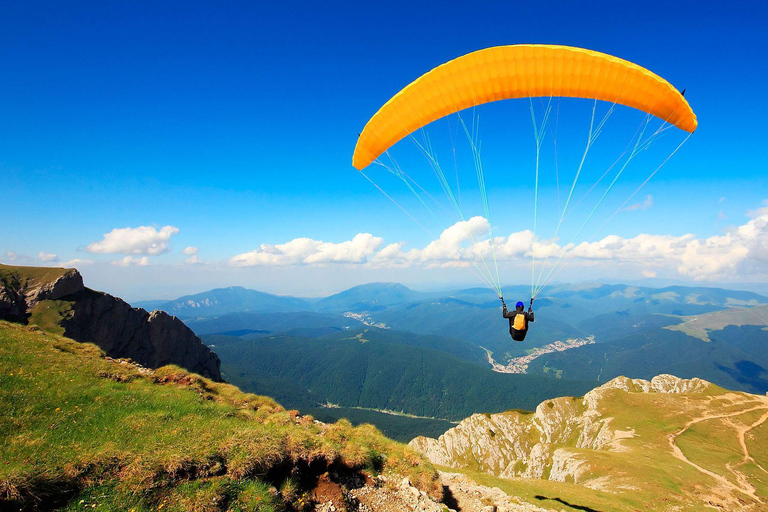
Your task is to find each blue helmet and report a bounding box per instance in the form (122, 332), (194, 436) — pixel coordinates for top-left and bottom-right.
(516, 301), (524, 309)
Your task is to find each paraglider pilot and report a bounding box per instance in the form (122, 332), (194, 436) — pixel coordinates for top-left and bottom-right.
(501, 298), (534, 342)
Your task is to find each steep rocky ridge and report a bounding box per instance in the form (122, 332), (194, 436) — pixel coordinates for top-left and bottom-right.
(0, 265), (82, 320)
(0, 264), (221, 381)
(411, 374), (768, 510)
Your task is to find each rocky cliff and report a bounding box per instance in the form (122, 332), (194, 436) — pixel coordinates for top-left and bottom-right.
(0, 264), (222, 381)
(410, 375), (710, 482)
(410, 374), (768, 509)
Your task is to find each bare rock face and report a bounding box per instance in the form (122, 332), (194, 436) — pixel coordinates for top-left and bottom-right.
(60, 288), (222, 381)
(0, 265), (222, 381)
(0, 284), (25, 320)
(409, 375), (710, 486)
(0, 267), (83, 321)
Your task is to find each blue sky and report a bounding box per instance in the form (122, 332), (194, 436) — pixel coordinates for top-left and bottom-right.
(2, 1), (767, 299)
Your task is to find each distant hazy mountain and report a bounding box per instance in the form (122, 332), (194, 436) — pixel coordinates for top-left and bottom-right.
(312, 282), (429, 312)
(130, 299), (171, 311)
(152, 286), (310, 318)
(144, 281), (768, 400)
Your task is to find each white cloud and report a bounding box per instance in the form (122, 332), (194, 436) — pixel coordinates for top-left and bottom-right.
(84, 226), (179, 255)
(2, 251), (33, 263)
(38, 251), (59, 262)
(566, 204), (768, 280)
(112, 256), (151, 267)
(58, 259), (94, 268)
(624, 194), (654, 211)
(230, 233), (383, 267)
(182, 246), (204, 264)
(224, 202), (768, 282)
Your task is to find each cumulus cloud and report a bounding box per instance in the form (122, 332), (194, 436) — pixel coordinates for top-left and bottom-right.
(38, 251), (59, 262)
(3, 251), (33, 263)
(182, 246), (204, 265)
(567, 204), (768, 280)
(84, 226), (179, 255)
(225, 203), (768, 282)
(624, 195), (654, 211)
(230, 233), (383, 267)
(112, 256), (151, 267)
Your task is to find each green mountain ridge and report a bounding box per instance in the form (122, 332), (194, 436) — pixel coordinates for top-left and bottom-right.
(210, 328), (595, 422)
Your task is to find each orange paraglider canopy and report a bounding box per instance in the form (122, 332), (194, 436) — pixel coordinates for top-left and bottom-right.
(353, 44), (697, 170)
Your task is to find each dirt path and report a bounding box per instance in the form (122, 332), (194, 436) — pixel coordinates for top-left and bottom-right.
(733, 408), (768, 475)
(667, 401), (768, 502)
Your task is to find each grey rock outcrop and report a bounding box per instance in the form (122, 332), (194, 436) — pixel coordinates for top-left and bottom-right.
(0, 267), (83, 321)
(410, 375), (710, 486)
(0, 264), (222, 381)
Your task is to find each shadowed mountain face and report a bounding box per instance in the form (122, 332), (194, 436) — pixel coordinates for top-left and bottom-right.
(0, 264), (222, 381)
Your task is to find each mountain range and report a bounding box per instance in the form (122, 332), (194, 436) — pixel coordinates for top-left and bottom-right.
(4, 264), (768, 510)
(132, 280), (768, 440)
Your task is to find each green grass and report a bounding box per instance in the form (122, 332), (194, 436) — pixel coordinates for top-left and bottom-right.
(27, 299), (74, 335)
(0, 321), (441, 510)
(0, 263), (70, 288)
(441, 466), (642, 512)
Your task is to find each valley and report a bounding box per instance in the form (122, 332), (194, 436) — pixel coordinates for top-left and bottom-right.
(483, 336), (596, 374)
(130, 280), (768, 443)
(3, 265), (768, 510)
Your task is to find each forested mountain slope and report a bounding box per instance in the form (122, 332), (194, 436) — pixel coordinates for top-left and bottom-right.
(210, 328), (595, 420)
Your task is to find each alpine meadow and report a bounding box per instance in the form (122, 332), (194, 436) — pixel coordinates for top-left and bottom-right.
(2, 2), (767, 511)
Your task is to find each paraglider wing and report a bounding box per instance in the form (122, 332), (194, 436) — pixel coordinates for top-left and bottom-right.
(353, 44), (697, 170)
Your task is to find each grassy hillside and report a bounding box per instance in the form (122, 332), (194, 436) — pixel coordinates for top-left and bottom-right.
(0, 321), (441, 510)
(0, 263), (70, 288)
(213, 328), (595, 422)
